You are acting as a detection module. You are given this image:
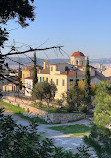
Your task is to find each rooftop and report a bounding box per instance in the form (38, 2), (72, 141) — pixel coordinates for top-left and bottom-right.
(78, 65), (97, 69)
(25, 76), (33, 80)
(51, 63), (67, 66)
(22, 65), (43, 71)
(71, 51), (85, 57)
(39, 67), (50, 74)
(60, 71), (85, 76)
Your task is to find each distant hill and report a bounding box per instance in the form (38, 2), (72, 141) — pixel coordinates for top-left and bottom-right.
(6, 57), (69, 67)
(6, 57), (111, 68)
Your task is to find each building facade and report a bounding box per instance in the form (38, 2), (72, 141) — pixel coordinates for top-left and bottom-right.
(23, 51), (105, 99)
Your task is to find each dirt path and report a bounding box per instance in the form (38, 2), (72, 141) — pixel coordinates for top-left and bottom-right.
(2, 106), (91, 153)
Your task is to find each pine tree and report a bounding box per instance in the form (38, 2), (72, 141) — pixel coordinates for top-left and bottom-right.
(84, 57), (91, 110)
(33, 52), (37, 88)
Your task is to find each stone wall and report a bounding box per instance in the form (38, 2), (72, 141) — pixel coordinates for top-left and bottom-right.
(3, 97), (86, 123)
(5, 96), (59, 107)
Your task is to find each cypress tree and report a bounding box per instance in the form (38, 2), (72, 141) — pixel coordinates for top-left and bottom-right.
(17, 63), (22, 96)
(18, 63), (22, 87)
(85, 57), (91, 110)
(33, 52), (37, 88)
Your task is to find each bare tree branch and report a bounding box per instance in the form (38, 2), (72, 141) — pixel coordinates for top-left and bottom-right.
(3, 46), (63, 57)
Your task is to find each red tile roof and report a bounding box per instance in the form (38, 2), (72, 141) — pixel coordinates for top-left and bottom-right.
(39, 68), (50, 74)
(25, 76), (33, 80)
(22, 65), (43, 71)
(60, 71), (85, 76)
(51, 63), (67, 66)
(71, 51), (85, 57)
(78, 65), (96, 69)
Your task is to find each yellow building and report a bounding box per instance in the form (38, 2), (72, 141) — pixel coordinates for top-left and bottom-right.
(3, 81), (19, 92)
(22, 65), (43, 88)
(24, 51), (106, 99)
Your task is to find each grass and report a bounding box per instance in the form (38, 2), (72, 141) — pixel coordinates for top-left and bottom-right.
(0, 100), (48, 124)
(30, 102), (81, 114)
(70, 132), (90, 137)
(0, 100), (85, 125)
(48, 124), (91, 137)
(0, 99), (25, 113)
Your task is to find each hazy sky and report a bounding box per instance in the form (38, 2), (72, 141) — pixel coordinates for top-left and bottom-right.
(4, 0), (111, 59)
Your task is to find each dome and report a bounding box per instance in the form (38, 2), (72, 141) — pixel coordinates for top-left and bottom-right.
(71, 51), (85, 57)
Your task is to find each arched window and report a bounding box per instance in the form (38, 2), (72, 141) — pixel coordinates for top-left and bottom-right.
(76, 60), (79, 65)
(65, 66), (68, 71)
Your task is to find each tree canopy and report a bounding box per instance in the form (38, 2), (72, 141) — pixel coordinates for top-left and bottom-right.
(32, 81), (57, 105)
(0, 0), (35, 27)
(93, 81), (111, 128)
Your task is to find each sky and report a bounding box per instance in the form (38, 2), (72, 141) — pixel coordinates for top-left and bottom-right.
(3, 0), (111, 59)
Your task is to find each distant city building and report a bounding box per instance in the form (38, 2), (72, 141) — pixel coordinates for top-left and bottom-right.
(102, 67), (111, 78)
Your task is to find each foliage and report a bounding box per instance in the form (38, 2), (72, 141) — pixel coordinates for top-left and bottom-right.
(84, 57), (92, 110)
(78, 80), (97, 96)
(33, 52), (37, 88)
(56, 99), (63, 106)
(0, 108), (91, 158)
(0, 109), (53, 158)
(84, 124), (111, 158)
(0, 100), (48, 124)
(65, 103), (74, 112)
(93, 81), (111, 128)
(67, 83), (88, 113)
(0, 0), (35, 27)
(0, 28), (9, 47)
(31, 102), (69, 113)
(18, 63), (22, 91)
(32, 81), (57, 105)
(67, 83), (81, 112)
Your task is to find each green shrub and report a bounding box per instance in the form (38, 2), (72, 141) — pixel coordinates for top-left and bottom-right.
(55, 108), (62, 113)
(65, 103), (74, 113)
(78, 104), (87, 113)
(56, 99), (63, 106)
(38, 101), (43, 108)
(0, 108), (91, 158)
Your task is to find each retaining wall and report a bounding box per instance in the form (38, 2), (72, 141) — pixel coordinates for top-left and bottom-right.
(3, 97), (86, 123)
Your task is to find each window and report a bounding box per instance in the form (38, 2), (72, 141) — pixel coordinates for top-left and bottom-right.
(69, 79), (73, 87)
(27, 81), (28, 87)
(65, 66), (68, 71)
(70, 79), (73, 82)
(76, 60), (79, 65)
(51, 66), (53, 71)
(28, 81), (31, 89)
(27, 74), (29, 77)
(62, 79), (65, 86)
(82, 61), (84, 65)
(46, 78), (48, 82)
(23, 74), (25, 79)
(56, 79), (58, 85)
(40, 77), (42, 82)
(43, 77), (44, 82)
(51, 79), (53, 83)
